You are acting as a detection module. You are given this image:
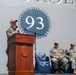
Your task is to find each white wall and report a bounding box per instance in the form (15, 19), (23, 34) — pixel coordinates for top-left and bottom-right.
(0, 0), (76, 74)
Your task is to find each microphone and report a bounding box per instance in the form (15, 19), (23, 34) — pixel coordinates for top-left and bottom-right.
(15, 26), (20, 33)
(24, 28), (34, 33)
(16, 26), (18, 28)
(24, 28), (27, 30)
(24, 28), (47, 37)
(14, 26), (18, 30)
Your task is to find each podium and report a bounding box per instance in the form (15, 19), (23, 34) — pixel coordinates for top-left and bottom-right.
(8, 33), (35, 75)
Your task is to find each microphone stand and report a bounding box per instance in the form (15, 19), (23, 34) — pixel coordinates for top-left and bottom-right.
(24, 28), (46, 71)
(24, 29), (44, 53)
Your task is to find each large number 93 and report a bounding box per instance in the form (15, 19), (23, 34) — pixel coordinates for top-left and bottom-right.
(25, 16), (44, 30)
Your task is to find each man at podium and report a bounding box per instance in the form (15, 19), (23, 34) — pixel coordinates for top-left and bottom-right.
(6, 19), (20, 68)
(6, 19), (19, 39)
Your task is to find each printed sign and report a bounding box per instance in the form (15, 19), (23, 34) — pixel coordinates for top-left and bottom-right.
(18, 7), (51, 39)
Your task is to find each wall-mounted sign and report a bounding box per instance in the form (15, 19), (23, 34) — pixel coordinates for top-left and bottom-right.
(18, 7), (51, 39)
